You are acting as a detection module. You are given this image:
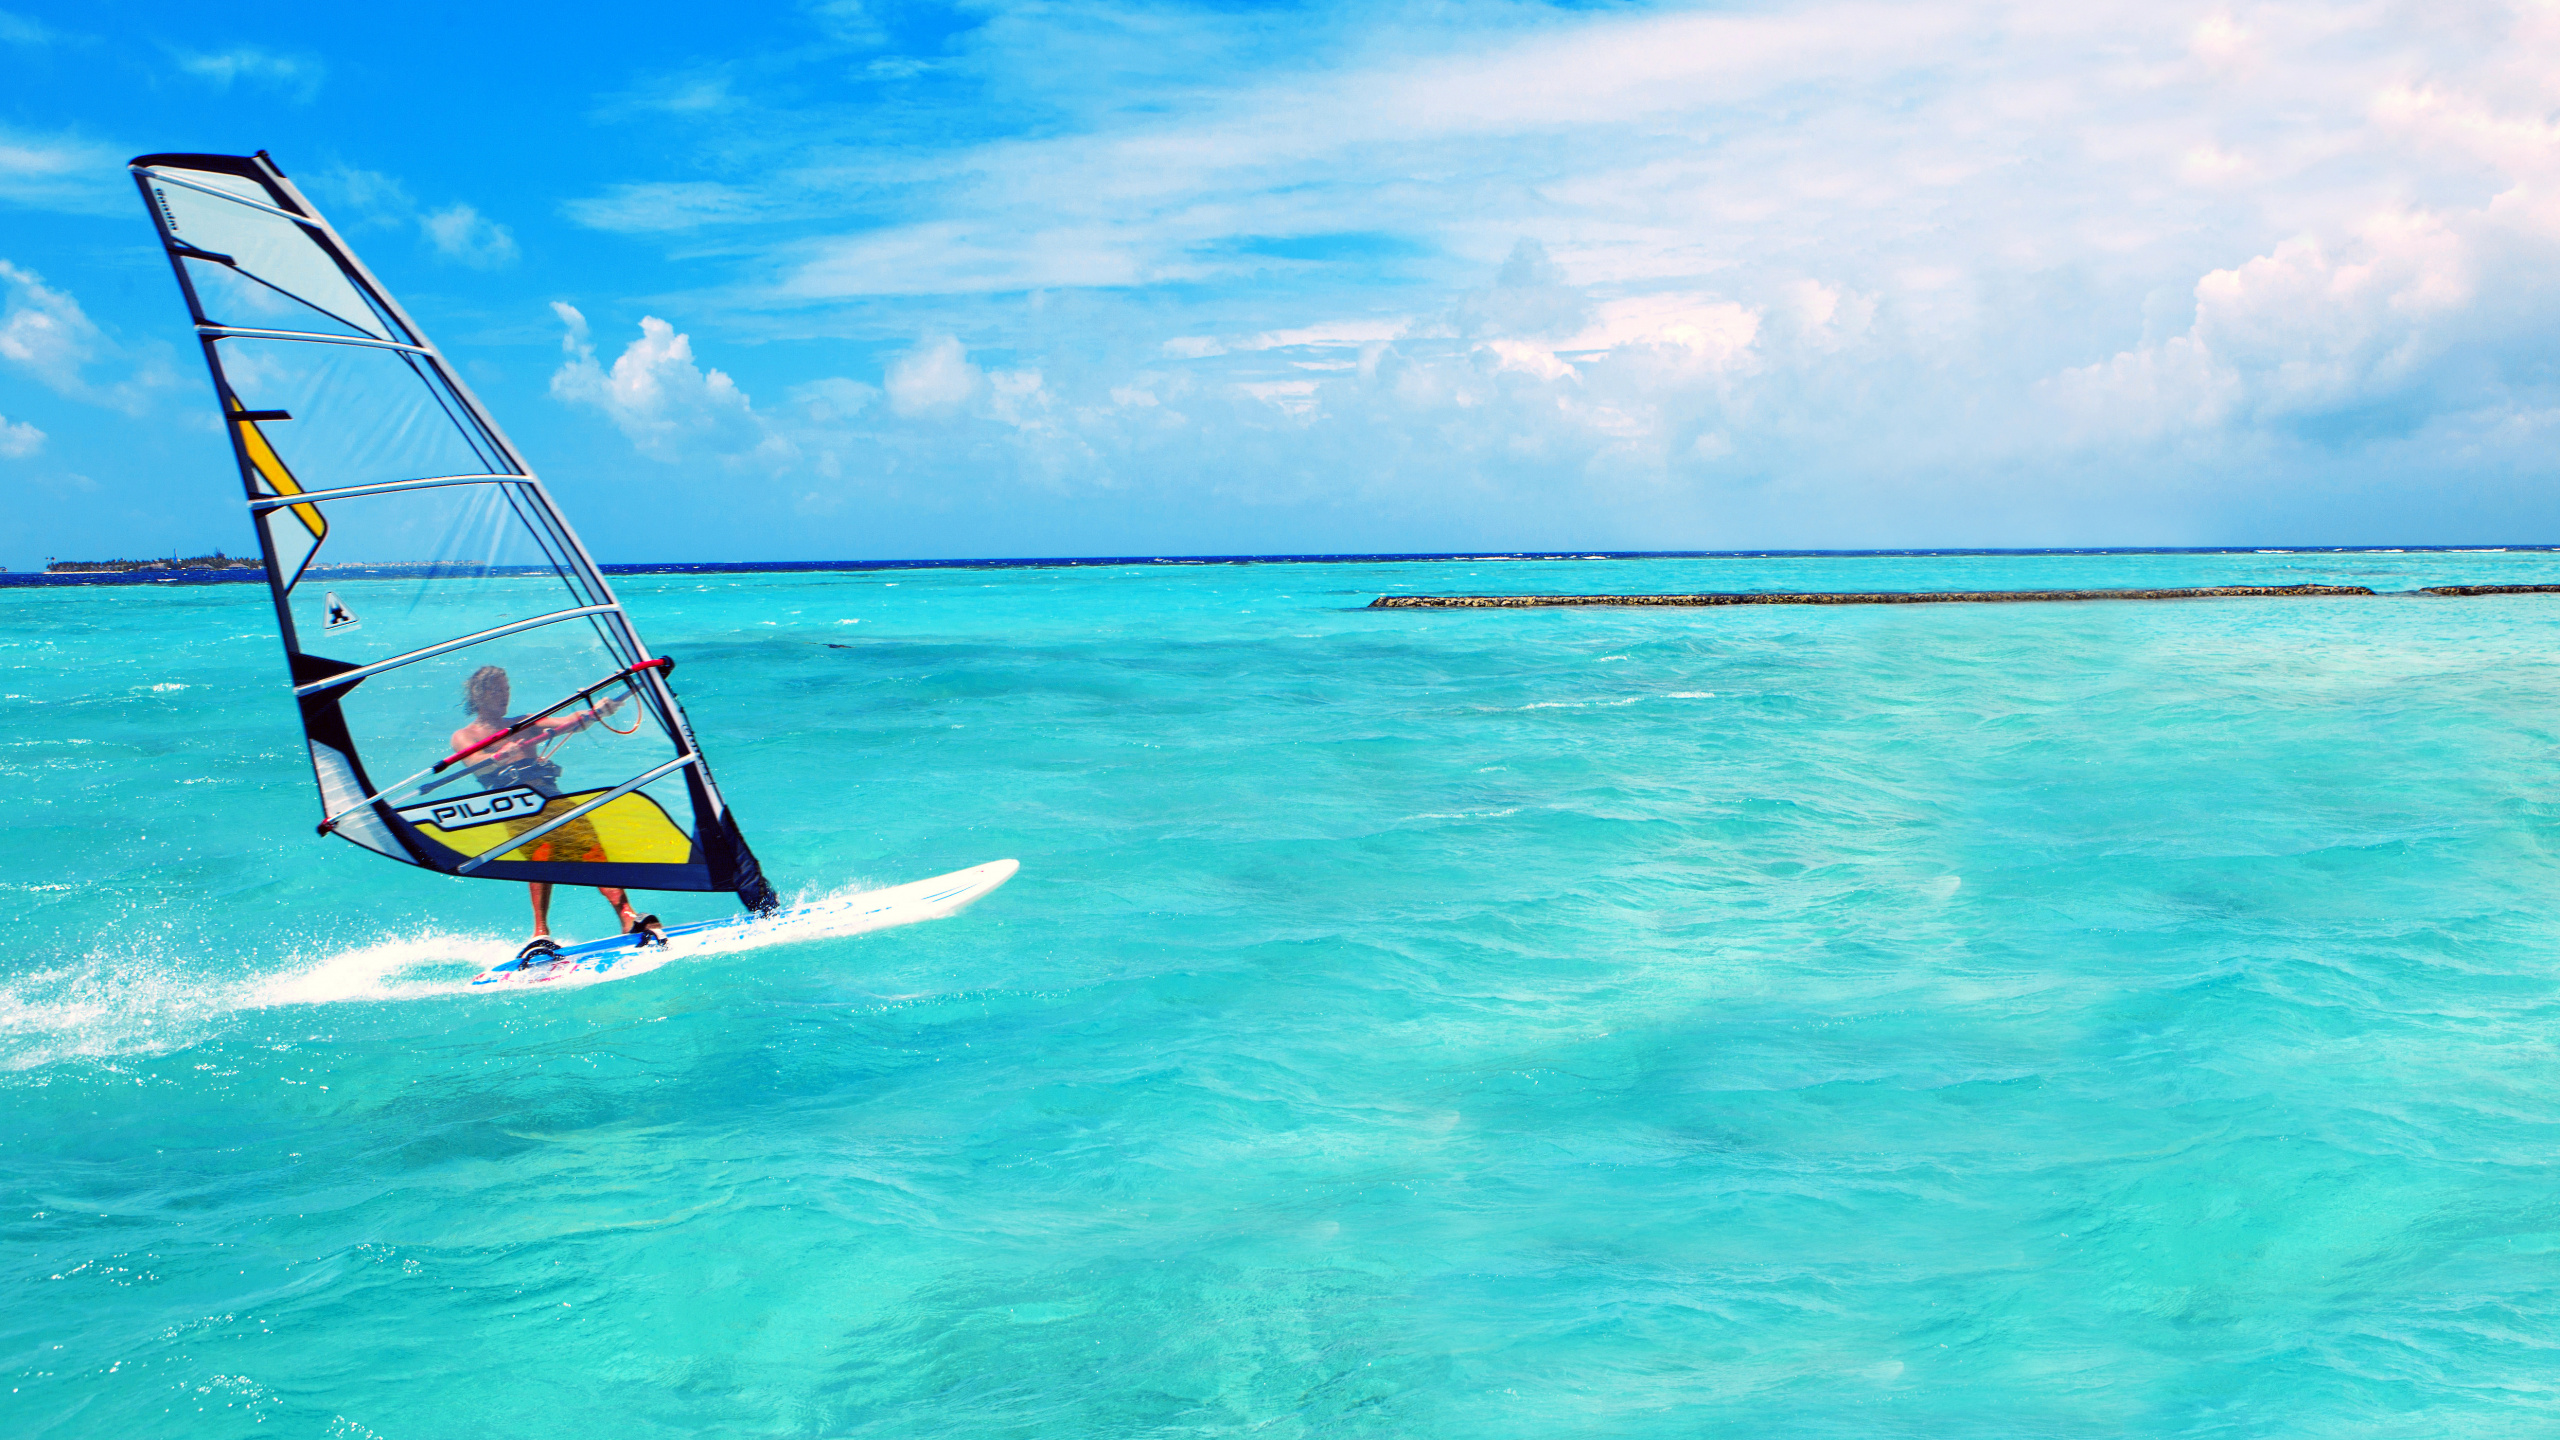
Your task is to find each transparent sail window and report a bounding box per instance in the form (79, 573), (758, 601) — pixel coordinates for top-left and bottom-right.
(275, 484), (608, 660)
(144, 169), (394, 341)
(216, 338), (508, 499)
(332, 626), (682, 815)
(181, 254), (379, 341)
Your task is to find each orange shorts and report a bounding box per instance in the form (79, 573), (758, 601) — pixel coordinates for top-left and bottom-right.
(502, 798), (606, 866)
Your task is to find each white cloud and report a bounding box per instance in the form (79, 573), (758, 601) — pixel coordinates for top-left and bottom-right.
(722, 8), (1993, 303)
(788, 376), (878, 422)
(2050, 199), (2489, 439)
(549, 303), (771, 463)
(0, 414), (41, 458)
(986, 368), (1052, 428)
(1239, 379), (1321, 414)
(2178, 142), (2253, 185)
(634, 0), (2527, 368)
(0, 9), (62, 45)
(1238, 320), (1408, 352)
(312, 168), (521, 267)
(884, 335), (981, 417)
(594, 66), (763, 120)
(420, 203), (520, 268)
(1098, 245), (1766, 459)
(316, 167), (417, 224)
(1777, 279), (1871, 353)
(781, 222), (1174, 298)
(1451, 240), (1587, 340)
(563, 181), (769, 233)
(810, 0), (888, 47)
(0, 126), (122, 215)
(0, 259), (99, 376)
(172, 46), (324, 102)
(0, 260), (167, 415)
(492, 0), (2560, 547)
(1560, 296), (1761, 368)
(2200, 218), (2470, 404)
(1484, 340), (1573, 382)
(2189, 12), (2251, 68)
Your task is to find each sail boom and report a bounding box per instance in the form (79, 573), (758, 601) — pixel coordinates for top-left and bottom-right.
(199, 325), (434, 355)
(291, 604), (623, 695)
(317, 659), (674, 834)
(454, 753), (701, 875)
(247, 474), (529, 510)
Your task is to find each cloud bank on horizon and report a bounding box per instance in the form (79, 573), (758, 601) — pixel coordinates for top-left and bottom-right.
(3, 0), (2558, 561)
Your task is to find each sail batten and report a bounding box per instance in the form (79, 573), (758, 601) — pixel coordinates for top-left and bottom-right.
(288, 605), (630, 696)
(134, 149), (779, 911)
(136, 166), (321, 223)
(247, 474), (533, 509)
(197, 326), (437, 354)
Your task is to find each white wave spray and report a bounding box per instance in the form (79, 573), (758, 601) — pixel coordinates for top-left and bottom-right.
(0, 864), (1013, 1071)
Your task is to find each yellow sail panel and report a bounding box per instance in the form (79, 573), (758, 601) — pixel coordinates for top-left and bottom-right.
(232, 405), (323, 533)
(411, 789), (696, 867)
(228, 399), (325, 587)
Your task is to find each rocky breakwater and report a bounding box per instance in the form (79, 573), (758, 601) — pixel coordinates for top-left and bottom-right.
(1368, 584), (2403, 609)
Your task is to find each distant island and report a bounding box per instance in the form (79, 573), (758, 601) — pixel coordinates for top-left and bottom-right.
(44, 553), (262, 574)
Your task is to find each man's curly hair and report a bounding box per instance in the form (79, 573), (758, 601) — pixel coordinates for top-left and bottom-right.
(464, 665), (510, 721)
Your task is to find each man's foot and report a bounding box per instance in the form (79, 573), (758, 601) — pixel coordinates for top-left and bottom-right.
(625, 914), (665, 947)
(514, 936), (564, 969)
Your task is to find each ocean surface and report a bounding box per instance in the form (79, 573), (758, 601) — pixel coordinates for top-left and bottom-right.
(8, 548), (2560, 1437)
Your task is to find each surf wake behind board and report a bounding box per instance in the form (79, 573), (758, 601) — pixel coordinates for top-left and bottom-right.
(469, 858), (1018, 989)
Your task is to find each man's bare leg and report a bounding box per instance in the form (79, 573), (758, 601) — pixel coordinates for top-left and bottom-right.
(513, 882), (565, 967)
(529, 885), (645, 945)
(601, 887), (666, 939)
(600, 887), (664, 944)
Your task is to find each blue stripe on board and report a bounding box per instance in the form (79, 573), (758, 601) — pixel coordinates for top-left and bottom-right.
(7, 545), (2557, 586)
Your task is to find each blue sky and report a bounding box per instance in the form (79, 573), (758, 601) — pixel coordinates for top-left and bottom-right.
(3, 0), (2557, 563)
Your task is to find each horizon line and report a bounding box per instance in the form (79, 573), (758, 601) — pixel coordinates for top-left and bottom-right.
(8, 544), (2557, 587)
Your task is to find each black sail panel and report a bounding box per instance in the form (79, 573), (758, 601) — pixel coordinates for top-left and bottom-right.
(132, 151), (778, 910)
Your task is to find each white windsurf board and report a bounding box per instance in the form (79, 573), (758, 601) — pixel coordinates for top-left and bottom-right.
(468, 858), (1018, 989)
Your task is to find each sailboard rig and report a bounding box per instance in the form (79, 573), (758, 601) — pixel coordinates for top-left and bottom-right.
(131, 150), (779, 912)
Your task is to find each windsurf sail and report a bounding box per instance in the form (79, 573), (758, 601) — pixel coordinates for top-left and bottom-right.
(130, 150), (778, 911)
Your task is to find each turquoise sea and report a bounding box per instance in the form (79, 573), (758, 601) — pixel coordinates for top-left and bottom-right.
(10, 549), (2560, 1437)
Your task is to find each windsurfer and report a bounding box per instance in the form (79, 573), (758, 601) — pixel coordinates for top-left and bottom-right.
(452, 664), (663, 962)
